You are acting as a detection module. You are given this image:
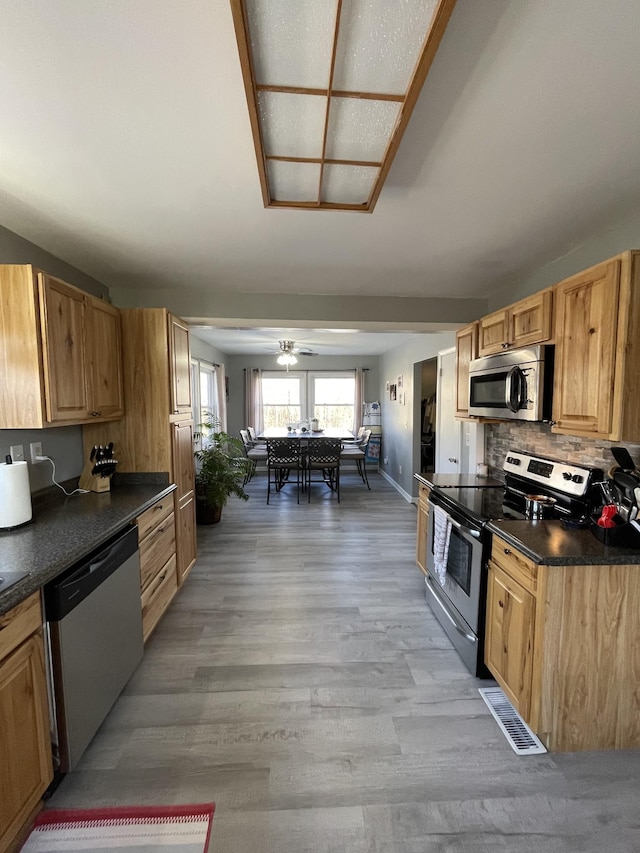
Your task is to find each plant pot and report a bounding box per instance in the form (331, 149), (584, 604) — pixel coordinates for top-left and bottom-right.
(196, 499), (222, 525)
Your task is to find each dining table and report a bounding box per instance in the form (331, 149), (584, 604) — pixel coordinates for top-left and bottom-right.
(259, 427), (355, 440)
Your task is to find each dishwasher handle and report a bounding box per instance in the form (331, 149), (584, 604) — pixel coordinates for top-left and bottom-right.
(44, 526), (139, 621)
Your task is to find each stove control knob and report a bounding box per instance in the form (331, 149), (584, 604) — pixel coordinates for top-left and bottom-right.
(507, 456), (520, 465)
(572, 474), (584, 484)
(562, 472), (572, 480)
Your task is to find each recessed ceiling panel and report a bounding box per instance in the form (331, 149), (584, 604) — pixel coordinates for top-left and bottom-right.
(322, 164), (379, 205)
(333, 0), (439, 95)
(268, 160), (321, 202)
(258, 91), (326, 158)
(245, 0), (338, 88)
(326, 97), (401, 162)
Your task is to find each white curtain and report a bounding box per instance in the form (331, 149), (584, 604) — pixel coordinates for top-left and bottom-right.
(214, 364), (227, 432)
(354, 368), (366, 433)
(245, 368), (264, 434)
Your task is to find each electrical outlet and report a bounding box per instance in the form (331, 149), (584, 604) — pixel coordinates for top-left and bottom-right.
(384, 456), (389, 465)
(9, 444), (24, 462)
(30, 442), (43, 464)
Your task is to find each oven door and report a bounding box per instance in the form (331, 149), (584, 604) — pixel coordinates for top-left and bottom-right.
(426, 502), (484, 632)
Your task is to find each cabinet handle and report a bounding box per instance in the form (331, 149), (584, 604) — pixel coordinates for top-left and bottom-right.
(504, 548), (511, 555)
(501, 342), (510, 349)
(448, 457), (458, 463)
(498, 600), (504, 608)
(91, 410), (102, 417)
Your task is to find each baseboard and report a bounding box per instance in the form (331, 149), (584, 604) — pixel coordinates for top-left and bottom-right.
(379, 469), (414, 503)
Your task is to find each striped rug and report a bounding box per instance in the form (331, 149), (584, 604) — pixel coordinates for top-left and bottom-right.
(21, 803), (215, 852)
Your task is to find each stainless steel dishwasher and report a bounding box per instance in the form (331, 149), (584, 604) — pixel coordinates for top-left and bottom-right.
(44, 525), (143, 772)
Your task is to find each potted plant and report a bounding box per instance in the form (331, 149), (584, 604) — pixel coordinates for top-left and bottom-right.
(194, 415), (253, 524)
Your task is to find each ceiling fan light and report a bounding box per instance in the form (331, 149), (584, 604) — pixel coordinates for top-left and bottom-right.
(277, 352), (297, 366)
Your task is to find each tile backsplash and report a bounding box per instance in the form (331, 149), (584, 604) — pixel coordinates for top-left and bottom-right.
(485, 422), (640, 479)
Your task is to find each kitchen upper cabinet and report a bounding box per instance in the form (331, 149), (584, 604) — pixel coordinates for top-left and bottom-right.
(0, 594), (53, 853)
(478, 289), (553, 357)
(83, 308), (197, 589)
(552, 252), (640, 440)
(454, 322), (478, 417)
(169, 314), (192, 417)
(0, 265), (124, 429)
(86, 297), (125, 419)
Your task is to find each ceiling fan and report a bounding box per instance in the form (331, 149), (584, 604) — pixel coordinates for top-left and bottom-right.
(270, 340), (318, 368)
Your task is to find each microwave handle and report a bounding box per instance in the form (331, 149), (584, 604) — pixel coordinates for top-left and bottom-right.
(505, 366), (523, 413)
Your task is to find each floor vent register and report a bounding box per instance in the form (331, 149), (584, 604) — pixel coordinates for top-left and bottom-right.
(479, 687), (547, 755)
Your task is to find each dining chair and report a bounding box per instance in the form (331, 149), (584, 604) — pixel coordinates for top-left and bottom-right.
(239, 429), (267, 483)
(305, 438), (342, 502)
(340, 429), (372, 489)
(266, 438), (304, 504)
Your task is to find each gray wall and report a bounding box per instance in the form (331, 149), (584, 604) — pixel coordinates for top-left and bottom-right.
(489, 210), (640, 309)
(190, 333), (225, 365)
(380, 332), (455, 498)
(0, 226), (110, 492)
(224, 354), (380, 440)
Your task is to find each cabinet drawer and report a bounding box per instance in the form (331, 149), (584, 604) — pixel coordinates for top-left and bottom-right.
(139, 512), (176, 591)
(141, 554), (177, 642)
(0, 592), (41, 661)
(137, 496), (174, 542)
(491, 534), (537, 592)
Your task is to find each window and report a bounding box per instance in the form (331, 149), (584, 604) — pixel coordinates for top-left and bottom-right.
(191, 358), (221, 435)
(261, 371), (355, 430)
(310, 372), (355, 430)
(262, 372), (305, 427)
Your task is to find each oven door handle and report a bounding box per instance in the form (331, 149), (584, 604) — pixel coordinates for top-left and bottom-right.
(505, 365), (523, 413)
(426, 576), (477, 643)
(449, 516), (481, 539)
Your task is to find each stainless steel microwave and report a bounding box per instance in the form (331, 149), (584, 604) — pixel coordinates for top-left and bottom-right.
(467, 345), (554, 421)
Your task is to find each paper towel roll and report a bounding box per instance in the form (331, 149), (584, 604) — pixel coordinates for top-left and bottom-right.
(0, 460), (33, 528)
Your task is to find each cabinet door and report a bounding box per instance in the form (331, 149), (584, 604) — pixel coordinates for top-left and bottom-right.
(455, 322), (478, 416)
(168, 314), (192, 416)
(176, 494), (196, 586)
(478, 309), (509, 356)
(0, 634), (53, 852)
(39, 273), (91, 422)
(485, 562), (535, 719)
(86, 297), (124, 419)
(172, 420), (195, 502)
(552, 259), (620, 437)
(510, 289), (553, 348)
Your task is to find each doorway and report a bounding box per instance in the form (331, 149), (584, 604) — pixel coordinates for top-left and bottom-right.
(418, 357), (437, 473)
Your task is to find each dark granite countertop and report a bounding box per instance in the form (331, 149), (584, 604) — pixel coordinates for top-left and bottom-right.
(0, 483), (176, 615)
(414, 472), (504, 489)
(488, 519), (640, 566)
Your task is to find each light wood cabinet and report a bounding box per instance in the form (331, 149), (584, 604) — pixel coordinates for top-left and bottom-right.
(478, 289), (553, 356)
(83, 308), (197, 589)
(169, 315), (192, 416)
(0, 594), (53, 853)
(485, 561), (535, 719)
(552, 251), (640, 440)
(485, 533), (640, 752)
(454, 322), (478, 417)
(416, 483), (430, 575)
(0, 265), (124, 428)
(137, 496), (178, 642)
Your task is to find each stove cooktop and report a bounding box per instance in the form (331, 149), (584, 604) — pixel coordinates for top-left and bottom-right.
(433, 486), (526, 523)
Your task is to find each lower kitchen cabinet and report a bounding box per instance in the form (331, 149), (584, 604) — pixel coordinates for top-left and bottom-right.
(485, 561), (535, 718)
(176, 494), (197, 585)
(0, 594), (53, 853)
(137, 496), (178, 641)
(416, 483), (430, 575)
(485, 533), (640, 752)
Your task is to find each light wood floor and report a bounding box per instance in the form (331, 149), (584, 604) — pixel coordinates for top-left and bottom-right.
(49, 470), (640, 852)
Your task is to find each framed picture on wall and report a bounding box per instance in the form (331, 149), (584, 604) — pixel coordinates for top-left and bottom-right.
(385, 381), (390, 392)
(399, 391), (405, 405)
(397, 374), (403, 388)
(390, 384), (397, 401)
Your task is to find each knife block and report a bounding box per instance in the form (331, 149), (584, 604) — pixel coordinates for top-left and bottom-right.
(78, 457), (113, 493)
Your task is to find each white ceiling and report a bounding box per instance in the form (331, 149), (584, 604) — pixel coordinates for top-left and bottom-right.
(1, 0), (640, 356)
